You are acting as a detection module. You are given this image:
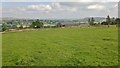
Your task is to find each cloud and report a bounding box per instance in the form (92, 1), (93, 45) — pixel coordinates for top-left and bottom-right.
(114, 4), (118, 8)
(1, 0), (119, 2)
(65, 0), (119, 2)
(52, 3), (77, 12)
(2, 2), (118, 19)
(73, 0), (96, 2)
(21, 3), (77, 13)
(87, 4), (105, 10)
(59, 6), (77, 12)
(51, 3), (61, 8)
(2, 2), (77, 14)
(27, 4), (52, 11)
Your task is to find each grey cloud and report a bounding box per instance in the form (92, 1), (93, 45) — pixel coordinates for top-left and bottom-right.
(2, 2), (118, 19)
(17, 2), (78, 13)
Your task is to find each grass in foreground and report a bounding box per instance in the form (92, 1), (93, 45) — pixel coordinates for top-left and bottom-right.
(2, 27), (118, 66)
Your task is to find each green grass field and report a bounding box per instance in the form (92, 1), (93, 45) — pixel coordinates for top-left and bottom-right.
(0, 34), (2, 67)
(2, 27), (118, 66)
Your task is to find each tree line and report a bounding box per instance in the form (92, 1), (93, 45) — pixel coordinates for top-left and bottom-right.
(2, 15), (120, 32)
(88, 15), (120, 27)
(2, 19), (62, 31)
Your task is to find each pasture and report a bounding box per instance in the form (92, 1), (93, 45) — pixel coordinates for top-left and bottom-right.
(2, 27), (118, 66)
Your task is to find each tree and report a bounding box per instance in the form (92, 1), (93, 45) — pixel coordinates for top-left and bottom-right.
(101, 21), (108, 25)
(106, 15), (111, 27)
(2, 26), (7, 32)
(57, 22), (62, 27)
(91, 17), (95, 24)
(110, 17), (115, 25)
(2, 23), (8, 32)
(19, 25), (23, 29)
(98, 21), (100, 25)
(88, 18), (91, 23)
(31, 19), (43, 28)
(89, 17), (95, 25)
(115, 18), (120, 27)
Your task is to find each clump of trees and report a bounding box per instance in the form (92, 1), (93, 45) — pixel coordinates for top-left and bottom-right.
(88, 15), (120, 27)
(2, 26), (7, 32)
(88, 17), (95, 25)
(19, 25), (23, 29)
(31, 19), (43, 28)
(2, 24), (9, 32)
(101, 21), (108, 25)
(101, 15), (120, 27)
(106, 15), (110, 27)
(56, 22), (62, 27)
(115, 18), (120, 27)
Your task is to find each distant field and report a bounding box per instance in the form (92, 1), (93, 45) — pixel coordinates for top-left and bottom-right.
(2, 27), (118, 66)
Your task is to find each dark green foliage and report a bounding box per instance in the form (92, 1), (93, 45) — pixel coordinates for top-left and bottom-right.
(88, 17), (95, 25)
(2, 24), (9, 32)
(2, 26), (7, 32)
(106, 15), (111, 23)
(57, 22), (62, 27)
(106, 15), (111, 27)
(101, 17), (119, 26)
(19, 25), (23, 29)
(31, 19), (43, 28)
(115, 18), (120, 27)
(110, 17), (115, 25)
(101, 21), (108, 25)
(88, 18), (91, 23)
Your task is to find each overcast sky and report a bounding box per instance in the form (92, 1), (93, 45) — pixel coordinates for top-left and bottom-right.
(1, 0), (120, 2)
(1, 0), (119, 19)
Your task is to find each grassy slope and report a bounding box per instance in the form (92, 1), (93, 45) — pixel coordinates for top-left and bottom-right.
(2, 27), (118, 66)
